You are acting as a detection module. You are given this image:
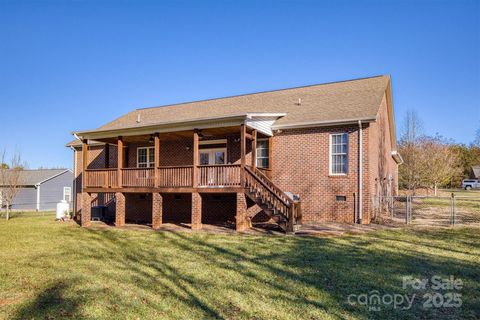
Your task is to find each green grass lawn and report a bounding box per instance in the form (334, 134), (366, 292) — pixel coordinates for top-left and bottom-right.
(421, 197), (480, 209)
(443, 189), (480, 197)
(0, 213), (479, 319)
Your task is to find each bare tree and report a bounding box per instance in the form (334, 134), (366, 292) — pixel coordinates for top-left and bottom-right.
(0, 150), (25, 220)
(418, 136), (462, 195)
(398, 110), (424, 194)
(474, 124), (480, 147)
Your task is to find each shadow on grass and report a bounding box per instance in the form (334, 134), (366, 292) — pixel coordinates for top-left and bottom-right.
(12, 280), (83, 320)
(11, 225), (480, 319)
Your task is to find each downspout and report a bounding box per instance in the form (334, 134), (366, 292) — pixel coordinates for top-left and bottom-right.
(396, 165), (399, 196)
(72, 133), (81, 217)
(70, 145), (77, 218)
(35, 184), (40, 211)
(358, 120), (363, 224)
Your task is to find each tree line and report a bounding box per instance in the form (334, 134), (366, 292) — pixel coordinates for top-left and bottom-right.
(398, 111), (480, 194)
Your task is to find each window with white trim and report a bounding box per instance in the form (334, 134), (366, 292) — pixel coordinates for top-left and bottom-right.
(330, 133), (348, 174)
(256, 139), (269, 169)
(63, 187), (72, 202)
(137, 147), (155, 168)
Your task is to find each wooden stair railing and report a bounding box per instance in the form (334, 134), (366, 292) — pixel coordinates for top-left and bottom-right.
(243, 166), (301, 232)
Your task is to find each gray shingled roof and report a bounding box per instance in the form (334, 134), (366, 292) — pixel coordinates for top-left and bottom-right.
(100, 75), (389, 130)
(68, 75), (392, 147)
(0, 169), (70, 186)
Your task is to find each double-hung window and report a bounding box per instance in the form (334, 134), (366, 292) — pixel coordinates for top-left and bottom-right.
(256, 139), (269, 169)
(137, 147), (155, 168)
(330, 133), (348, 174)
(63, 187), (72, 202)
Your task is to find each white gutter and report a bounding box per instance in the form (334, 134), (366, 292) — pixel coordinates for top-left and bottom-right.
(358, 120), (363, 224)
(73, 114), (249, 139)
(272, 116), (377, 130)
(245, 112), (287, 118)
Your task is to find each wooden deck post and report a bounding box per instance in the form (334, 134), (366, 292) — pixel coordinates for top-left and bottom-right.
(154, 133), (160, 188)
(104, 143), (110, 168)
(251, 129), (257, 170)
(240, 124), (246, 186)
(117, 137), (123, 188)
(104, 143), (110, 188)
(193, 130), (199, 187)
(82, 140), (88, 191)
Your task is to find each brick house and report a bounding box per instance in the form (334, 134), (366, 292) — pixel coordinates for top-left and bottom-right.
(67, 75), (402, 232)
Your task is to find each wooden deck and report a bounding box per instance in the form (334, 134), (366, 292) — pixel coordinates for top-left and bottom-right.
(80, 125), (301, 231)
(84, 164), (242, 192)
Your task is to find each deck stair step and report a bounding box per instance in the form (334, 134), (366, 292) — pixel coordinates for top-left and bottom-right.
(243, 166), (302, 233)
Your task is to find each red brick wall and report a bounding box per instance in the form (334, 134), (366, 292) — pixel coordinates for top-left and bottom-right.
(201, 193), (236, 224)
(191, 192), (202, 229)
(161, 193), (192, 223)
(270, 125), (370, 223)
(81, 192), (91, 227)
(152, 193), (163, 229)
(367, 93), (399, 216)
(125, 193), (152, 223)
(115, 192), (125, 227)
(235, 193), (249, 231)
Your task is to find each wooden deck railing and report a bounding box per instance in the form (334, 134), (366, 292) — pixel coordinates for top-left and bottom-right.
(198, 164), (241, 187)
(84, 169), (118, 188)
(159, 165), (193, 187)
(244, 166), (291, 217)
(244, 165), (302, 231)
(122, 168), (155, 187)
(85, 164), (242, 188)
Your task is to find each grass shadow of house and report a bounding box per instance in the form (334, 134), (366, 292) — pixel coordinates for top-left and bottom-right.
(10, 225), (480, 319)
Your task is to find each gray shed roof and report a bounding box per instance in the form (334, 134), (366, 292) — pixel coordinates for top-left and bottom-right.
(0, 169), (71, 186)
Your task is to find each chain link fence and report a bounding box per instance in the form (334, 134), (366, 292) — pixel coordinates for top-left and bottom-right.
(374, 194), (480, 227)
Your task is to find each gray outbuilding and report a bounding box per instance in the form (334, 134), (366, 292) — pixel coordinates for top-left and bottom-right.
(0, 169), (73, 211)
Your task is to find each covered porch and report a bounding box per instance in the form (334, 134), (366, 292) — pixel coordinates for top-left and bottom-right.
(81, 124), (270, 192)
(76, 115), (300, 232)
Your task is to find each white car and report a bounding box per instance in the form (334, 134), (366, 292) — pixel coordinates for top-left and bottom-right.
(462, 179), (480, 190)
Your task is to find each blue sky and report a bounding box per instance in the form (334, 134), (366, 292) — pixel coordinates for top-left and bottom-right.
(0, 0), (479, 169)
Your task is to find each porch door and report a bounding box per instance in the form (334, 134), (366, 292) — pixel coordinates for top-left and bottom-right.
(199, 148), (226, 186)
(199, 148), (226, 165)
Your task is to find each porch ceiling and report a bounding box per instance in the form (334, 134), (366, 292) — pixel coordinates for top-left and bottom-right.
(91, 126), (249, 145)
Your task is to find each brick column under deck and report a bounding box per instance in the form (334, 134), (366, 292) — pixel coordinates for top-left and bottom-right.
(191, 192), (202, 230)
(81, 192), (91, 227)
(115, 192), (126, 227)
(236, 193), (250, 231)
(152, 193), (163, 229)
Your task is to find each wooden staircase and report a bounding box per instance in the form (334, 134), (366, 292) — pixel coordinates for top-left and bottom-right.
(243, 166), (302, 232)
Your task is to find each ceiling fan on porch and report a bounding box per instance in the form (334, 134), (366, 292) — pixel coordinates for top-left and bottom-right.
(194, 129), (215, 139)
